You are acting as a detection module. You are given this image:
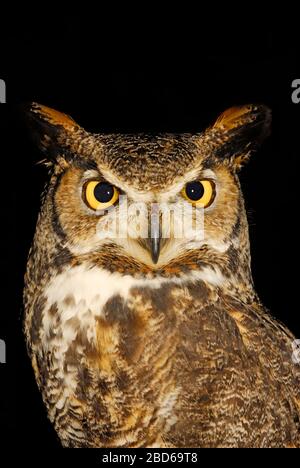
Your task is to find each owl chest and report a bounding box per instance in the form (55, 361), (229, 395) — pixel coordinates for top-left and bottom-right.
(40, 267), (180, 373)
(36, 267), (183, 445)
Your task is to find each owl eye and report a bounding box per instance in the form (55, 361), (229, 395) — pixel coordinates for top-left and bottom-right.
(83, 180), (119, 211)
(181, 180), (216, 208)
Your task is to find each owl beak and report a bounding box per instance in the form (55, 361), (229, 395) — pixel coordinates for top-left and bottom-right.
(149, 204), (161, 264)
(151, 233), (161, 264)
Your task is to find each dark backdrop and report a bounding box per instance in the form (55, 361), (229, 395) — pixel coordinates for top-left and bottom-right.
(0, 22), (299, 447)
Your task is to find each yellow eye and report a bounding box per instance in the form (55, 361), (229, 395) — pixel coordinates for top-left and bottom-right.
(181, 179), (216, 207)
(83, 180), (119, 211)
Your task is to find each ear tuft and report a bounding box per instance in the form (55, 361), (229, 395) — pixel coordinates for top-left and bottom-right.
(213, 104), (271, 138)
(210, 104), (271, 168)
(30, 103), (78, 132)
(26, 102), (83, 160)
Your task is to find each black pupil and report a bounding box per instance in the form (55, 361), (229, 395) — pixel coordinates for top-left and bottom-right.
(94, 182), (114, 203)
(185, 181), (204, 201)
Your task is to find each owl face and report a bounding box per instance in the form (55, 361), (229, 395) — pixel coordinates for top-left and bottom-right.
(29, 103), (271, 278)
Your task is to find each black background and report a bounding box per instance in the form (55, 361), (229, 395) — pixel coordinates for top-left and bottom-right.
(0, 20), (299, 448)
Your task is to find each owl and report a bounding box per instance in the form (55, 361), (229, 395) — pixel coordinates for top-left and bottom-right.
(24, 103), (300, 448)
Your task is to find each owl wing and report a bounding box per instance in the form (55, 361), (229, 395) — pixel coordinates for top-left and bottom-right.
(164, 293), (300, 448)
(224, 299), (300, 447)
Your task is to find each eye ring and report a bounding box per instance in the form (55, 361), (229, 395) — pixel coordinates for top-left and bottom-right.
(83, 180), (119, 211)
(181, 179), (216, 208)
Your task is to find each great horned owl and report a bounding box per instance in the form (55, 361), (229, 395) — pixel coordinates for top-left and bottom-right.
(24, 103), (300, 448)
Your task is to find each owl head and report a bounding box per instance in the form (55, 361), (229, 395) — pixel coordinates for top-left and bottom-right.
(28, 103), (271, 290)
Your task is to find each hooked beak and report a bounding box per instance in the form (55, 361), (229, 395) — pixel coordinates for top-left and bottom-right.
(149, 203), (161, 264)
